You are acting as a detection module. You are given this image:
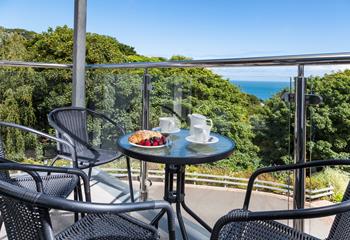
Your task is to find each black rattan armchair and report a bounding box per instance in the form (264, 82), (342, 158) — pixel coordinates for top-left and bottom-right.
(0, 163), (176, 240)
(0, 121), (79, 200)
(211, 159), (350, 240)
(48, 107), (135, 202)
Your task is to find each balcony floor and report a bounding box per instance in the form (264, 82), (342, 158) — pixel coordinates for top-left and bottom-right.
(0, 168), (333, 240)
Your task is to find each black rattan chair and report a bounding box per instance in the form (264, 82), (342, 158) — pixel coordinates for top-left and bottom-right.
(0, 163), (176, 240)
(0, 121), (79, 199)
(211, 159), (350, 240)
(48, 107), (135, 202)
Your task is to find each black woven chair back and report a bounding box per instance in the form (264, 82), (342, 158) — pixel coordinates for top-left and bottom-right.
(0, 137), (5, 159)
(327, 181), (350, 239)
(0, 177), (51, 240)
(50, 108), (89, 153)
(0, 134), (50, 239)
(0, 136), (11, 180)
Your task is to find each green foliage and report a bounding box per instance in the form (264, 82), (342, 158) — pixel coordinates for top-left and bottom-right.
(1, 27), (36, 40)
(0, 71), (40, 160)
(256, 70), (350, 166)
(0, 27), (29, 60)
(253, 90), (293, 165)
(118, 43), (136, 56)
(307, 167), (349, 202)
(310, 71), (350, 160)
(86, 70), (143, 131)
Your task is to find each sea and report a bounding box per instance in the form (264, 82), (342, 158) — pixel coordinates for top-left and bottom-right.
(230, 80), (290, 100)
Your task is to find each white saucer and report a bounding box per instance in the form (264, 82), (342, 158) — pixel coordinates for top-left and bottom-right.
(185, 135), (219, 145)
(152, 127), (181, 134)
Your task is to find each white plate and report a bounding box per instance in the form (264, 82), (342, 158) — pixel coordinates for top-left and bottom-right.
(152, 127), (181, 134)
(185, 135), (219, 145)
(129, 141), (167, 149)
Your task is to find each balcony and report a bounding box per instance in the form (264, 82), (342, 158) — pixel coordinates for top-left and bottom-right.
(1, 1), (350, 239)
(0, 52), (350, 240)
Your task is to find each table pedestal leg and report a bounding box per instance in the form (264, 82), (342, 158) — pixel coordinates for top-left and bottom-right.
(181, 201), (212, 232)
(176, 201), (188, 240)
(151, 164), (212, 239)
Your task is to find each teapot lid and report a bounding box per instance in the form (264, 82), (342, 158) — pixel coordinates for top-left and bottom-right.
(191, 113), (206, 119)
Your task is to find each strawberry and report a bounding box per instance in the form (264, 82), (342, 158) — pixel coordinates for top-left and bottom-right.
(153, 141), (159, 146)
(144, 140), (151, 146)
(139, 140), (145, 145)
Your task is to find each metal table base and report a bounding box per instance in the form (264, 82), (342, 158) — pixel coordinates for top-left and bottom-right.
(151, 164), (212, 240)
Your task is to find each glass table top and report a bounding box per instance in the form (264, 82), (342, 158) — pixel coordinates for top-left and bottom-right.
(117, 129), (235, 165)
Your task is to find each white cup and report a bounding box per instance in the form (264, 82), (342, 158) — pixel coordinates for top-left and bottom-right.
(159, 117), (177, 132)
(192, 124), (211, 142)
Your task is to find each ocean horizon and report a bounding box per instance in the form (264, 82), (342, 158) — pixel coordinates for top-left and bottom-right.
(230, 80), (291, 100)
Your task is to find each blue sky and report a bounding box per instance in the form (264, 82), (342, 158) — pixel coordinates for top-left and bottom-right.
(0, 0), (349, 80)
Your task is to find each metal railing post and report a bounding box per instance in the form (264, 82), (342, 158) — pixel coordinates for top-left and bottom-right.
(140, 69), (151, 201)
(72, 0), (87, 107)
(293, 64), (306, 231)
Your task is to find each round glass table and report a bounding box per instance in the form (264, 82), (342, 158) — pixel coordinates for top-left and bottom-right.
(117, 129), (235, 240)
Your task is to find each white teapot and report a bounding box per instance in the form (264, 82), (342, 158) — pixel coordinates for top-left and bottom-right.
(188, 113), (213, 135)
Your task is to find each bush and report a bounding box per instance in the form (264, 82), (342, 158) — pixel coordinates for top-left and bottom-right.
(307, 167), (349, 202)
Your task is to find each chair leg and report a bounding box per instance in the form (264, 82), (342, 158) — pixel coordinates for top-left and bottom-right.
(73, 187), (79, 222)
(126, 156), (135, 202)
(0, 214), (3, 231)
(49, 155), (59, 167)
(76, 179), (85, 219)
(45, 155), (60, 177)
(88, 167), (92, 181)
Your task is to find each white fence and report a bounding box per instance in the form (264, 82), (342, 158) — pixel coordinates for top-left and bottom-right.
(101, 168), (334, 200)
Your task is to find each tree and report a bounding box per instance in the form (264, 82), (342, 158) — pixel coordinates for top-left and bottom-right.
(310, 70), (350, 160)
(0, 27), (29, 60)
(253, 91), (292, 166)
(256, 70), (350, 166)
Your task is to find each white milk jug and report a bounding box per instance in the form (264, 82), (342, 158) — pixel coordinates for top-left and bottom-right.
(188, 113), (213, 135)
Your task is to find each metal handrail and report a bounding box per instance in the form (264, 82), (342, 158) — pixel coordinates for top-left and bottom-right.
(0, 60), (71, 69)
(101, 168), (334, 200)
(1, 52), (350, 69)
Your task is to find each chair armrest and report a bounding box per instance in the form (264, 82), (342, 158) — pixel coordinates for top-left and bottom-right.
(212, 200), (350, 240)
(0, 162), (91, 201)
(243, 159), (350, 209)
(0, 121), (77, 166)
(0, 157), (17, 164)
(0, 161), (45, 192)
(0, 179), (175, 240)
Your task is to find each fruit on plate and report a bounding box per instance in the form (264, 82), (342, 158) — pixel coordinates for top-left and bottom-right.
(128, 130), (166, 147)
